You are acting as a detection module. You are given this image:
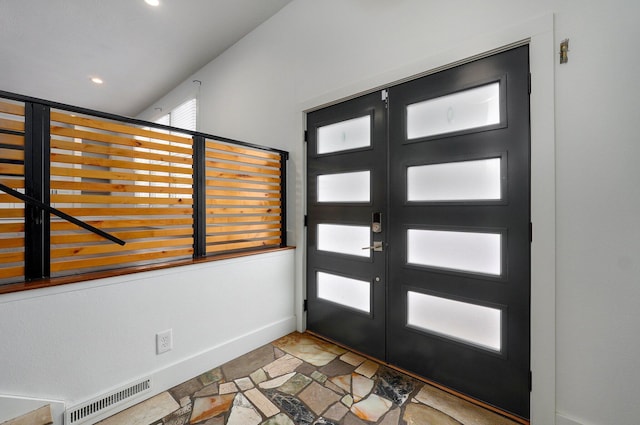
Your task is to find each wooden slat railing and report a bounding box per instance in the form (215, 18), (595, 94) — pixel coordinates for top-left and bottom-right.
(0, 100), (26, 283)
(204, 139), (283, 255)
(0, 91), (288, 287)
(48, 109), (194, 276)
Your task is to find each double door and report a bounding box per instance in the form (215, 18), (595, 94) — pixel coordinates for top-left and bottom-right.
(306, 46), (530, 418)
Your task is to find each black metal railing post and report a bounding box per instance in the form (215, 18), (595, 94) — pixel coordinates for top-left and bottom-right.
(192, 135), (206, 258)
(24, 102), (51, 280)
(279, 152), (288, 247)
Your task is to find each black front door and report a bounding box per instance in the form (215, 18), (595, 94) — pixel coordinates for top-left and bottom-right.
(306, 45), (531, 418)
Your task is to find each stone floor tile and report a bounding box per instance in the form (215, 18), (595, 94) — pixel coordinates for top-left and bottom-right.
(278, 372), (313, 395)
(262, 412), (295, 425)
(403, 402), (461, 425)
(298, 381), (341, 416)
(5, 405), (52, 425)
(329, 374), (351, 393)
(250, 368), (268, 384)
(319, 358), (356, 377)
(414, 384), (519, 425)
(343, 412), (369, 425)
(170, 377), (205, 403)
(194, 383), (219, 398)
(323, 402), (349, 422)
(378, 407), (401, 425)
(313, 418), (340, 425)
(374, 368), (415, 406)
(350, 394), (393, 422)
(162, 404), (192, 425)
(219, 381), (238, 394)
(259, 371), (297, 389)
(340, 352), (366, 367)
(264, 354), (303, 378)
(235, 376), (254, 391)
(274, 347), (286, 358)
(324, 379), (346, 395)
(296, 362), (318, 375)
(354, 360), (379, 379)
(222, 344), (275, 381)
(265, 390), (316, 425)
(202, 418), (224, 425)
(341, 394), (354, 407)
(273, 333), (345, 367)
(352, 373), (374, 402)
(245, 388), (280, 418)
(98, 392), (179, 425)
(311, 370), (328, 383)
(227, 393), (262, 425)
(190, 394), (235, 424)
(199, 368), (224, 386)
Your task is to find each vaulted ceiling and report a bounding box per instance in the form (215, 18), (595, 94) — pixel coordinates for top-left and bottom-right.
(0, 0), (292, 116)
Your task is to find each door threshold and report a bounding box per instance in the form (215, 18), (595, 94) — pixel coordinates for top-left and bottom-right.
(305, 330), (530, 425)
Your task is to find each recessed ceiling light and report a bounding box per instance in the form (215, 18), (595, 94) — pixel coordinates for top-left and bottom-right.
(91, 77), (104, 85)
(145, 0), (160, 6)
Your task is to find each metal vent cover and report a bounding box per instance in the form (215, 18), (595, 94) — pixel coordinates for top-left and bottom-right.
(65, 377), (151, 424)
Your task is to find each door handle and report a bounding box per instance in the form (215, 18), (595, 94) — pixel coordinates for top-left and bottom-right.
(362, 241), (383, 252)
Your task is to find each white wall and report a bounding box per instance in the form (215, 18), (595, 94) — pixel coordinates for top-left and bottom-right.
(0, 249), (295, 424)
(141, 1), (640, 424)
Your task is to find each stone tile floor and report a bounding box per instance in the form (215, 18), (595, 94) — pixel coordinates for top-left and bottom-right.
(99, 332), (523, 425)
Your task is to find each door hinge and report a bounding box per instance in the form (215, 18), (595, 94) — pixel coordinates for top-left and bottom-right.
(528, 72), (532, 95)
(304, 130), (308, 142)
(304, 215), (308, 227)
(381, 89), (389, 108)
(303, 299), (308, 312)
(529, 222), (533, 242)
(529, 370), (532, 392)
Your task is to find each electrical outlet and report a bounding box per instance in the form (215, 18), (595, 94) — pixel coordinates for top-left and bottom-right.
(156, 329), (173, 354)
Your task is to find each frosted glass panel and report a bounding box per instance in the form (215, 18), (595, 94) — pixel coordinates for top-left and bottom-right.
(407, 291), (501, 351)
(317, 224), (370, 258)
(317, 115), (371, 154)
(407, 158), (501, 201)
(407, 82), (500, 139)
(407, 229), (501, 275)
(317, 171), (370, 203)
(317, 271), (370, 313)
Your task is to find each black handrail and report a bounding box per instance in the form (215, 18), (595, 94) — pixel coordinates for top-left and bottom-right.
(0, 182), (126, 246)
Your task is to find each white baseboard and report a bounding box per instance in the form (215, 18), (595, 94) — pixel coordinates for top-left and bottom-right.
(69, 316), (297, 424)
(0, 394), (65, 425)
(556, 413), (584, 425)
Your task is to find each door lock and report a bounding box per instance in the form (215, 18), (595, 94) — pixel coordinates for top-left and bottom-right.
(372, 212), (382, 233)
(362, 241), (383, 252)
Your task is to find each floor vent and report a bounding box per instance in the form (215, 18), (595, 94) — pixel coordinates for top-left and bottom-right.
(65, 377), (152, 424)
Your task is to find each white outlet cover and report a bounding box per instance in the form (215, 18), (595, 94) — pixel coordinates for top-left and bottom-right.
(156, 329), (173, 354)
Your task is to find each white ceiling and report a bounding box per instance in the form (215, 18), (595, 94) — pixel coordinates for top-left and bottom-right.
(0, 0), (292, 117)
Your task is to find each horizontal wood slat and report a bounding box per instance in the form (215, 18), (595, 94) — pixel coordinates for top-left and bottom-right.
(206, 189), (280, 198)
(51, 227), (193, 244)
(0, 237), (25, 248)
(50, 166), (193, 185)
(206, 150), (280, 167)
(51, 207), (193, 217)
(0, 148), (24, 161)
(51, 218), (193, 231)
(0, 101), (25, 116)
(206, 140), (280, 161)
(0, 252), (24, 263)
(51, 111), (192, 145)
(207, 223), (281, 233)
(206, 239), (281, 254)
(0, 179), (25, 189)
(51, 194), (192, 205)
(0, 164), (24, 176)
(0, 118), (24, 132)
(0, 266), (23, 279)
(0, 222), (25, 232)
(0, 209), (24, 218)
(50, 180), (193, 195)
(51, 237), (193, 259)
(205, 170), (280, 184)
(51, 248), (194, 272)
(51, 153), (192, 176)
(206, 231), (280, 244)
(207, 215), (281, 225)
(205, 160), (280, 176)
(51, 126), (193, 155)
(0, 134), (24, 147)
(206, 179), (279, 190)
(50, 138), (193, 165)
(206, 207), (281, 215)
